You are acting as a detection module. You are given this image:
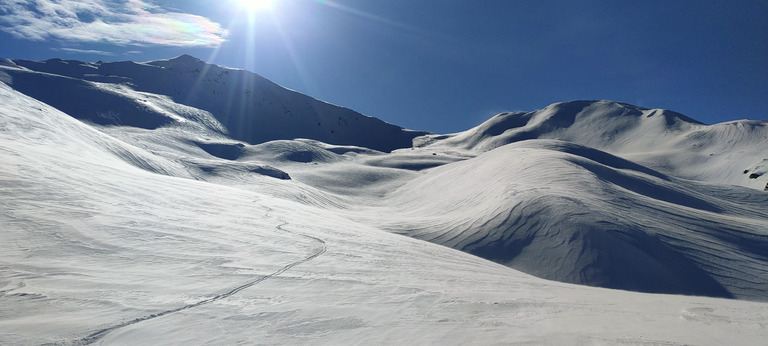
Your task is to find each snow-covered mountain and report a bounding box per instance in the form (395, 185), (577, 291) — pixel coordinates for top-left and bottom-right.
(1, 56), (767, 344)
(2, 55), (426, 152)
(374, 140), (768, 299)
(416, 100), (768, 189)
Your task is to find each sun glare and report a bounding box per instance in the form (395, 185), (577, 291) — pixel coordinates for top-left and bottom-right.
(238, 0), (274, 12)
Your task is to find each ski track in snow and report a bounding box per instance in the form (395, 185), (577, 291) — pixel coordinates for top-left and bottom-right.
(3, 58), (768, 344)
(75, 207), (327, 345)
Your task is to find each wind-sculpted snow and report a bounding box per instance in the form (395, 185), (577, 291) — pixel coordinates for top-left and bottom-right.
(3, 57), (768, 344)
(418, 100), (768, 189)
(1, 66), (176, 129)
(375, 140), (768, 300)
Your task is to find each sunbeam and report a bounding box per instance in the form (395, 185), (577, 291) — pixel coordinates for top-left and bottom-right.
(238, 0), (274, 13)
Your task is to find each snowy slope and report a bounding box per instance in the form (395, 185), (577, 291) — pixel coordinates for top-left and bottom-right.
(2, 55), (768, 344)
(370, 140), (768, 300)
(416, 100), (768, 190)
(3, 78), (768, 345)
(4, 55), (427, 152)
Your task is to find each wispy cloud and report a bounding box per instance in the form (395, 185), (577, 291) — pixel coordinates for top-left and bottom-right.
(54, 47), (115, 56)
(0, 0), (228, 47)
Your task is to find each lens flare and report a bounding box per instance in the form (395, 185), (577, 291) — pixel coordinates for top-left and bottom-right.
(238, 0), (273, 12)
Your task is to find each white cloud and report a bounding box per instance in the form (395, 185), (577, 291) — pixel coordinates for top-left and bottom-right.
(0, 0), (228, 47)
(53, 47), (115, 56)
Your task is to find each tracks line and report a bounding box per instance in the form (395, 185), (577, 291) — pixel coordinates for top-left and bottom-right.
(76, 209), (326, 345)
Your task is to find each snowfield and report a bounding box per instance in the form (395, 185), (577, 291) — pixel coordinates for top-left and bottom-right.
(1, 57), (768, 344)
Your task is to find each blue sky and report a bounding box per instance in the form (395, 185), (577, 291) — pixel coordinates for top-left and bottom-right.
(1, 0), (766, 133)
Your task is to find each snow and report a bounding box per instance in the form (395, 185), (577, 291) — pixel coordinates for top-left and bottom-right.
(370, 140), (768, 300)
(9, 55), (428, 152)
(2, 57), (768, 344)
(419, 100), (768, 189)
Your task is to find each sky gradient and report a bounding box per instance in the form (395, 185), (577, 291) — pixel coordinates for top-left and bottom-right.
(1, 0), (766, 133)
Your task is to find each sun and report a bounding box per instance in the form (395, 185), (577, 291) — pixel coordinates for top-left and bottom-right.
(237, 0), (274, 12)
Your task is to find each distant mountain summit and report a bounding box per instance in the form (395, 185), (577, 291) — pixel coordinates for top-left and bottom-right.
(417, 100), (702, 151)
(3, 55), (427, 152)
(417, 100), (768, 190)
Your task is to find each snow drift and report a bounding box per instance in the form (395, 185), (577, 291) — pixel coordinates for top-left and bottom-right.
(374, 140), (768, 300)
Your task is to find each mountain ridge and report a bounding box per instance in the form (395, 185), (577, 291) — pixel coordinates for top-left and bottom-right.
(4, 55), (428, 152)
(415, 99), (768, 189)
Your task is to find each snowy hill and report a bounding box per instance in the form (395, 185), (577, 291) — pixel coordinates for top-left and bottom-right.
(416, 100), (768, 190)
(2, 55), (427, 152)
(373, 140), (768, 299)
(2, 57), (768, 344)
